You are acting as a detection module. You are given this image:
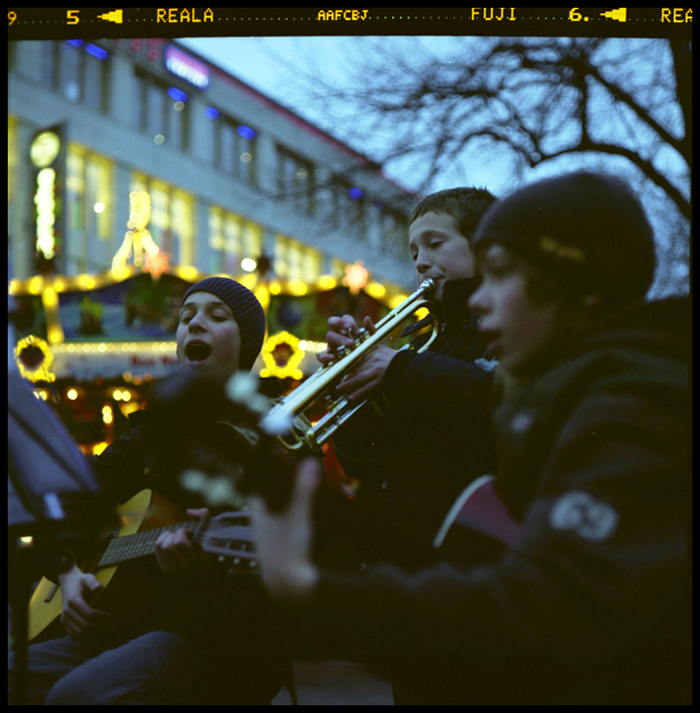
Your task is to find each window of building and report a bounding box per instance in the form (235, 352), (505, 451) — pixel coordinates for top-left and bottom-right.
(66, 145), (113, 240)
(208, 207), (263, 276)
(347, 185), (367, 237)
(210, 112), (258, 186)
(8, 115), (17, 202)
(172, 190), (195, 266)
(65, 144), (114, 272)
(382, 208), (409, 258)
(135, 69), (190, 152)
(329, 176), (367, 239)
(130, 172), (195, 267)
(277, 146), (315, 216)
(275, 235), (322, 282)
(66, 146), (85, 236)
(54, 41), (110, 113)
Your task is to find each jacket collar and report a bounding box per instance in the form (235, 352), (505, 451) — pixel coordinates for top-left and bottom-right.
(400, 277), (481, 338)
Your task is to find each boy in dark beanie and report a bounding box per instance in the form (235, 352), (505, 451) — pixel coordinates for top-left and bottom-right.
(472, 171), (655, 308)
(469, 171), (658, 380)
(10, 277), (291, 705)
(249, 172), (690, 705)
(180, 276), (266, 373)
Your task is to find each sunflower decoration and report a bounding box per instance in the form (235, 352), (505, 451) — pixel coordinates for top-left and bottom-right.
(260, 331), (305, 380)
(14, 335), (56, 383)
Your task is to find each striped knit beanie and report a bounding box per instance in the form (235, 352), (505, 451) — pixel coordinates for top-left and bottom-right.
(472, 171), (656, 306)
(182, 277), (266, 370)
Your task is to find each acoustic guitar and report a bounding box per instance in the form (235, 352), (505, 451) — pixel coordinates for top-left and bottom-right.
(27, 488), (255, 643)
(28, 474), (521, 643)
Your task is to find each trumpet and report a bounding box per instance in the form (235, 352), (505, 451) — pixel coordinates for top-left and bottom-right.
(262, 278), (438, 451)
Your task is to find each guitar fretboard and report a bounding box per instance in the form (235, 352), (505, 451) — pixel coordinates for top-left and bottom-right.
(97, 521), (199, 567)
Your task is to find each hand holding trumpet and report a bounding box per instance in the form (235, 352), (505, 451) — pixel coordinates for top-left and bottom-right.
(318, 314), (399, 403)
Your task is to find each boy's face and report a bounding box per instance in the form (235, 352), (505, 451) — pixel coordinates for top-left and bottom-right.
(176, 291), (242, 377)
(468, 243), (558, 377)
(408, 211), (476, 302)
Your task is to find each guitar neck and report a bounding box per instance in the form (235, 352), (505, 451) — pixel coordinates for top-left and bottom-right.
(97, 520), (199, 567)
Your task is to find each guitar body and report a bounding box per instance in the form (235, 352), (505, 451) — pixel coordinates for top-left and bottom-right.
(434, 475), (523, 562)
(28, 489), (187, 643)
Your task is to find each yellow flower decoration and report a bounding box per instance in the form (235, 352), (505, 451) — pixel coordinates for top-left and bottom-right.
(14, 335), (55, 383)
(260, 331), (305, 380)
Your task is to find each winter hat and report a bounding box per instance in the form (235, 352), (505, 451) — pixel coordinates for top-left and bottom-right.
(182, 277), (266, 370)
(472, 171), (656, 305)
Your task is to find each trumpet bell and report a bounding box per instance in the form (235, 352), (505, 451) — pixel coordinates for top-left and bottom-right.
(269, 279), (438, 452)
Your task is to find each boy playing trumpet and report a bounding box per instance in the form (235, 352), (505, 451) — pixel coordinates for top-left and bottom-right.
(319, 187), (499, 546)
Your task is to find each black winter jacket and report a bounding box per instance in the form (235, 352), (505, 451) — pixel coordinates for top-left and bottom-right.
(293, 296), (691, 705)
(331, 277), (497, 543)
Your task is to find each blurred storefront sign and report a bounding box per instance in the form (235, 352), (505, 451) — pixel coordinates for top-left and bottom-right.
(51, 343), (181, 380)
(30, 123), (67, 275)
(164, 45), (210, 89)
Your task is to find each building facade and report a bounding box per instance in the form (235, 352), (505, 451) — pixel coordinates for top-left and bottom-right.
(8, 38), (425, 455)
(8, 38), (418, 290)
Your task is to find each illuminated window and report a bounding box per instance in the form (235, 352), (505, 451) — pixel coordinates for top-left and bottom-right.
(67, 145), (86, 235)
(86, 153), (113, 240)
(277, 146), (315, 215)
(149, 179), (171, 252)
(172, 190), (194, 266)
(208, 207), (225, 273)
(208, 206), (262, 275)
(213, 113), (257, 185)
(8, 115), (17, 202)
(223, 214), (243, 274)
(66, 144), (114, 271)
(131, 173), (195, 267)
(275, 235), (321, 282)
(241, 220), (262, 262)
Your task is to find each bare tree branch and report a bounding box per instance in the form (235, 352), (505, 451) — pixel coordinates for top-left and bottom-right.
(264, 36), (690, 294)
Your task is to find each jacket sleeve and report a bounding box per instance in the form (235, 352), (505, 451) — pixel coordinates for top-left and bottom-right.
(291, 370), (690, 694)
(332, 350), (494, 480)
(383, 349), (493, 434)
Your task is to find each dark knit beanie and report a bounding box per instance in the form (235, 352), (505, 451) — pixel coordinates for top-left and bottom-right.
(472, 171), (656, 305)
(182, 277), (266, 370)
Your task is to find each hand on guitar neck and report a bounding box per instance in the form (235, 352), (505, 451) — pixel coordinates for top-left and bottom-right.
(154, 508), (210, 574)
(53, 507), (211, 639)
